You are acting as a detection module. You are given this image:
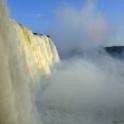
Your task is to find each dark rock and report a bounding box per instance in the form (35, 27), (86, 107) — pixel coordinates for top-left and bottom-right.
(33, 33), (43, 36)
(104, 46), (124, 58)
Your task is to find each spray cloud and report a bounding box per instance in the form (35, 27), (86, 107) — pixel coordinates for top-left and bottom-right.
(36, 1), (124, 124)
(51, 0), (110, 58)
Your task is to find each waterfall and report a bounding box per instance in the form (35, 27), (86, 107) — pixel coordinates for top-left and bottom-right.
(0, 0), (40, 124)
(1, 0), (124, 124)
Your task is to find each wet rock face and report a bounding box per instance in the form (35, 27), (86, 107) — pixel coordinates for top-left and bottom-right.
(62, 46), (124, 60)
(33, 33), (43, 36)
(105, 46), (124, 58)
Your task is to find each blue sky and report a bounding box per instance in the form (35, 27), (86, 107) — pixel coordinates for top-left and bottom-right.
(8, 0), (124, 35)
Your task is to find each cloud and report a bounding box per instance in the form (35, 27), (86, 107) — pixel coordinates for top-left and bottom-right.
(35, 2), (124, 118)
(51, 1), (110, 58)
(36, 56), (124, 124)
(35, 1), (124, 124)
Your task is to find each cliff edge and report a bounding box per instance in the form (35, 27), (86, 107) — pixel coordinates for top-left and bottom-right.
(12, 20), (60, 79)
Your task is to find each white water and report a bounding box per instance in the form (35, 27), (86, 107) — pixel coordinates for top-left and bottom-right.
(0, 0), (40, 124)
(1, 0), (124, 124)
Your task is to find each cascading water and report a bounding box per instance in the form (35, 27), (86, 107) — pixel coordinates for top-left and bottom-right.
(1, 0), (124, 124)
(0, 0), (40, 124)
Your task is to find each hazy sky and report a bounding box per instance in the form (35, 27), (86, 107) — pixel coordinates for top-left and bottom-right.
(8, 0), (124, 34)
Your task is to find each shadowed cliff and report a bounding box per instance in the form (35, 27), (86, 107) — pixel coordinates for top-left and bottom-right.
(64, 46), (124, 60)
(105, 46), (124, 58)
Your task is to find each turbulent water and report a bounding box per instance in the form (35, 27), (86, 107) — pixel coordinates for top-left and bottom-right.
(1, 0), (124, 124)
(0, 0), (39, 124)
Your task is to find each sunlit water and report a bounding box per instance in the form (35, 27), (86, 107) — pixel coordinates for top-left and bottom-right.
(0, 0), (39, 124)
(1, 0), (124, 124)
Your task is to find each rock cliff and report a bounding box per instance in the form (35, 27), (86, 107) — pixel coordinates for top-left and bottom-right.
(12, 20), (59, 79)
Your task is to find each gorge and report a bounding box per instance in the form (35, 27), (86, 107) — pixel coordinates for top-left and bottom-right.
(1, 0), (124, 124)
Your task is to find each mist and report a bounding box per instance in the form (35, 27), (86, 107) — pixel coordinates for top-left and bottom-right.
(50, 0), (110, 58)
(36, 56), (124, 124)
(35, 1), (124, 124)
